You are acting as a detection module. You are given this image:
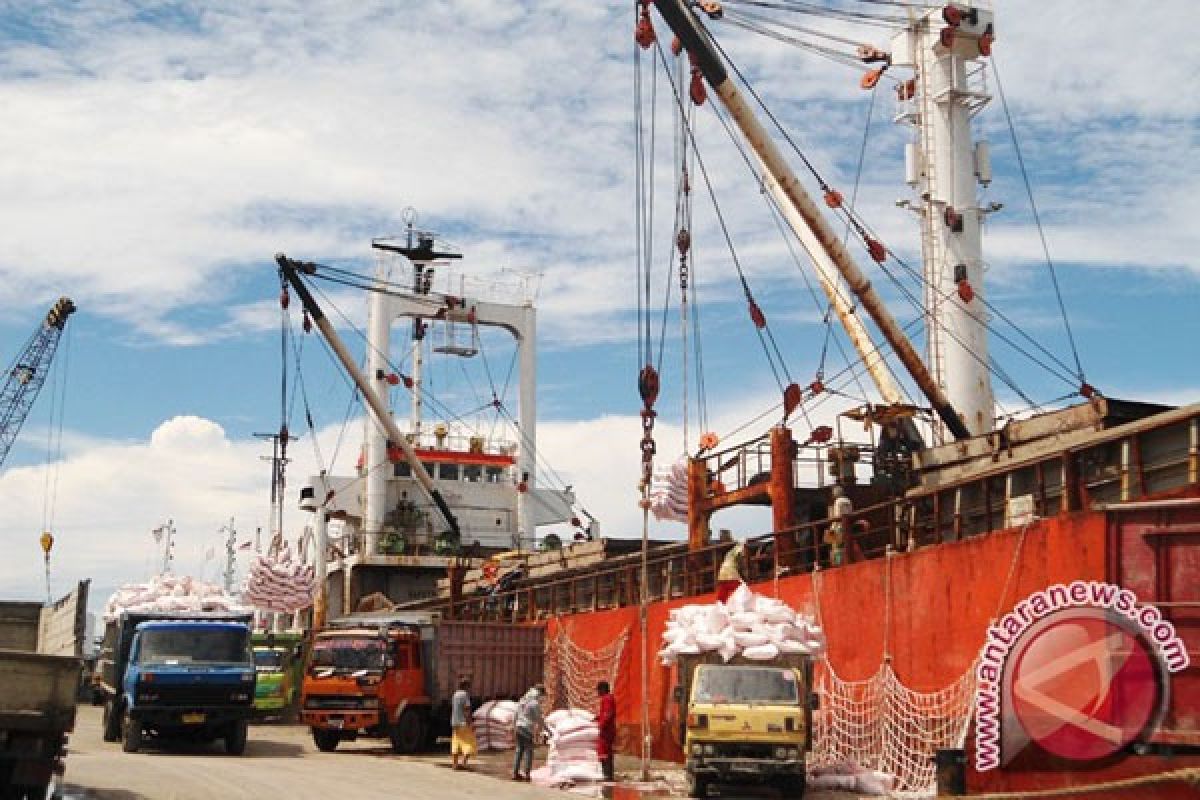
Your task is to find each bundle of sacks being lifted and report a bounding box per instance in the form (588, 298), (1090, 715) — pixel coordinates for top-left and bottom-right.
(472, 700), (519, 751)
(658, 583), (825, 665)
(104, 573), (247, 622)
(530, 709), (605, 787)
(242, 548), (316, 613)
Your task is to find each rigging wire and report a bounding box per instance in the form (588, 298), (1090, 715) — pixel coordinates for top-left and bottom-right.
(722, 0), (910, 28)
(652, 38), (799, 406)
(990, 54), (1087, 386)
(39, 321), (71, 546)
(708, 21), (1079, 410)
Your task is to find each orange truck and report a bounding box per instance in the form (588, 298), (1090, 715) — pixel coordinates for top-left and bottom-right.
(300, 612), (543, 753)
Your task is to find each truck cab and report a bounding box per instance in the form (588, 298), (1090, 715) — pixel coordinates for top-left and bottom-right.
(251, 632), (305, 720)
(679, 655), (813, 798)
(113, 620), (255, 755)
(301, 623), (428, 754)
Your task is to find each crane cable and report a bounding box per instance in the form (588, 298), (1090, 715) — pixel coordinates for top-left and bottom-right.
(652, 38), (807, 425)
(991, 54), (1087, 387)
(39, 320), (71, 600)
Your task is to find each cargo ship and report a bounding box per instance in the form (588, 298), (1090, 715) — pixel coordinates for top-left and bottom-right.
(275, 2), (1197, 797)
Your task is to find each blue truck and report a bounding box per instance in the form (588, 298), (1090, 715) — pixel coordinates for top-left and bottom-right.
(96, 611), (255, 755)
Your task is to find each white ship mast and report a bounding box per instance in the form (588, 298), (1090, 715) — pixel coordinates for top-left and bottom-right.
(893, 3), (997, 440)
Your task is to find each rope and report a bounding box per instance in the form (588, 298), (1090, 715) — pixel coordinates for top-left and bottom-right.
(941, 768), (1200, 800)
(652, 39), (794, 396)
(990, 55), (1086, 387)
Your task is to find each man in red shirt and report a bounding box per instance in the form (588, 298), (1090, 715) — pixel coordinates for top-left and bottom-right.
(596, 681), (616, 781)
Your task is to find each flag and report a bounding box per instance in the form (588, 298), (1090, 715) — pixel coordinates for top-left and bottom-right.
(238, 541), (253, 550)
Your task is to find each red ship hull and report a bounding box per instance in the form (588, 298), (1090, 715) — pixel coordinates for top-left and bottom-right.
(547, 493), (1200, 797)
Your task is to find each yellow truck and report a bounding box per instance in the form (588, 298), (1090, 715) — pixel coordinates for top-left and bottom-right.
(675, 652), (814, 798)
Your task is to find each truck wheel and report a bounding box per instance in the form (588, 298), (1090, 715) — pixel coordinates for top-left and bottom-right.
(225, 721), (249, 755)
(776, 774), (807, 797)
(389, 709), (425, 754)
(121, 715), (143, 753)
(102, 700), (122, 743)
(685, 771), (709, 798)
(312, 728), (340, 752)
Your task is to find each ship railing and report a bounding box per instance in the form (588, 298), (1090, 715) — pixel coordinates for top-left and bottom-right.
(440, 406), (1200, 622)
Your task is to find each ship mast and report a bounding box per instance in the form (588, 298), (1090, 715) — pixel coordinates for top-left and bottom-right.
(652, 0), (972, 440)
(892, 5), (996, 440)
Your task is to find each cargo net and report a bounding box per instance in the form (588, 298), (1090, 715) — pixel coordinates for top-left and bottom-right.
(811, 658), (977, 797)
(544, 624), (631, 711)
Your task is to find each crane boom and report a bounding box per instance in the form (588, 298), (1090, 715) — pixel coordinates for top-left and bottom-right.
(0, 297), (76, 468)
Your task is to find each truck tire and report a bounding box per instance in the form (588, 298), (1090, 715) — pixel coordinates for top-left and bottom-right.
(121, 715), (143, 753)
(225, 721), (249, 755)
(102, 700), (122, 743)
(685, 771), (709, 798)
(776, 774), (806, 797)
(312, 728), (340, 752)
(389, 709), (425, 754)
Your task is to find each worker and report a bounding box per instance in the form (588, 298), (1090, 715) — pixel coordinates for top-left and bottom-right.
(826, 485), (853, 566)
(512, 683), (546, 781)
(596, 681), (617, 781)
(715, 542), (746, 603)
(450, 677), (476, 770)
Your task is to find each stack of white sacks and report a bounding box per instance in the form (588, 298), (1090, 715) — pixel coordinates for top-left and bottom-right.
(648, 457), (689, 523)
(241, 550), (316, 613)
(658, 584), (826, 665)
(530, 709), (605, 787)
(104, 574), (247, 622)
(472, 699), (519, 751)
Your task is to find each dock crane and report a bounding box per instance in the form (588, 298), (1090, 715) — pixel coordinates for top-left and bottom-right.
(0, 297), (76, 469)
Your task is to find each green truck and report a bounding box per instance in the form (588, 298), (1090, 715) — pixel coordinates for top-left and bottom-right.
(251, 631), (305, 720)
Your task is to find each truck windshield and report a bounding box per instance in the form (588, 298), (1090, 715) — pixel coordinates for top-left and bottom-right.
(311, 637), (386, 671)
(139, 628), (249, 665)
(693, 666), (799, 706)
(254, 649), (285, 670)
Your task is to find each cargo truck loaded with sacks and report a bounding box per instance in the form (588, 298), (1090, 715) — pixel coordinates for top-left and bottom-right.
(659, 585), (824, 798)
(96, 610), (255, 755)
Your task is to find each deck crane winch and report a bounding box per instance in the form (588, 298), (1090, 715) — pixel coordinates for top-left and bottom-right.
(0, 297), (76, 469)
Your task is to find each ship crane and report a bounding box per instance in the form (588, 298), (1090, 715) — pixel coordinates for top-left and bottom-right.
(0, 297), (76, 469)
(275, 255), (463, 545)
(651, 0), (972, 441)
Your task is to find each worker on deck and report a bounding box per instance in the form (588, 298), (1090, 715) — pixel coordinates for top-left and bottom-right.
(826, 485), (853, 566)
(715, 542), (746, 603)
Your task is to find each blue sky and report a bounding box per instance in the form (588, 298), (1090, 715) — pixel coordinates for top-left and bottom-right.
(0, 1), (1196, 613)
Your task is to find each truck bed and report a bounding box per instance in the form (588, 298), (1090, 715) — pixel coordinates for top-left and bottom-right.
(0, 649), (80, 732)
(429, 620), (544, 702)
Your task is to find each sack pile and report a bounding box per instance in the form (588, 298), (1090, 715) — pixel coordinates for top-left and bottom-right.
(104, 573), (247, 622)
(529, 709), (605, 786)
(648, 457), (688, 523)
(809, 762), (896, 795)
(472, 700), (518, 751)
(242, 550), (315, 613)
(658, 584), (826, 666)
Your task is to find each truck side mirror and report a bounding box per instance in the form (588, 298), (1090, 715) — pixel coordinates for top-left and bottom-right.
(293, 645), (304, 660)
(672, 686), (683, 703)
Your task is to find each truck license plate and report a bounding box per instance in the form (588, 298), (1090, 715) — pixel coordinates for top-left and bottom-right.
(181, 712), (206, 724)
(329, 717), (345, 729)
